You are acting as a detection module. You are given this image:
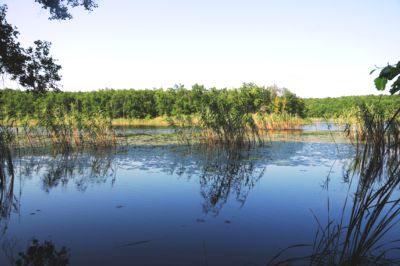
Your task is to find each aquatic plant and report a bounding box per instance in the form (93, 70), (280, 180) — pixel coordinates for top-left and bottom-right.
(167, 114), (199, 145)
(255, 112), (308, 131)
(36, 104), (116, 151)
(0, 118), (16, 148)
(199, 88), (262, 147)
(268, 103), (400, 265)
(169, 88), (264, 148)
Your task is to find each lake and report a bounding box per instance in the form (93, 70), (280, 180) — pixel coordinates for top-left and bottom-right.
(0, 127), (396, 265)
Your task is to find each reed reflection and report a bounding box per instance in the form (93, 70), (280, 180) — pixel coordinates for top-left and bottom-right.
(197, 147), (266, 215)
(19, 150), (117, 192)
(0, 146), (19, 234)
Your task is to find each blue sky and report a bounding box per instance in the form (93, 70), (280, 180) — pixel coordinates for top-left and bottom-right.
(2, 0), (399, 97)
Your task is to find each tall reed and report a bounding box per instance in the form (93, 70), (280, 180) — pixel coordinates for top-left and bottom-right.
(170, 89), (263, 148)
(255, 112), (307, 130)
(36, 105), (116, 151)
(268, 104), (400, 265)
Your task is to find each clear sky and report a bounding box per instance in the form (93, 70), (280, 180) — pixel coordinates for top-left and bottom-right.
(2, 0), (399, 97)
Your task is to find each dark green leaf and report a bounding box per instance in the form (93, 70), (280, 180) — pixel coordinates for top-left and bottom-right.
(374, 77), (388, 91)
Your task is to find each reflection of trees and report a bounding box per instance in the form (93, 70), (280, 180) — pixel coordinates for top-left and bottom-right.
(2, 141), (318, 224)
(0, 146), (19, 234)
(119, 143), (314, 215)
(118, 146), (270, 215)
(0, 148), (117, 233)
(19, 150), (117, 193)
(2, 238), (70, 266)
(15, 239), (70, 266)
(198, 148), (265, 215)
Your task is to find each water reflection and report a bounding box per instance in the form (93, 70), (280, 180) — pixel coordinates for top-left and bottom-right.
(197, 148), (265, 215)
(0, 146), (19, 234)
(3, 142), (353, 218)
(18, 150), (117, 192)
(1, 238), (70, 266)
(0, 141), (356, 265)
(118, 144), (306, 215)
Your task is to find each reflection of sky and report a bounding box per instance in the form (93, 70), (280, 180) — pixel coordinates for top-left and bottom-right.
(1, 142), (355, 265)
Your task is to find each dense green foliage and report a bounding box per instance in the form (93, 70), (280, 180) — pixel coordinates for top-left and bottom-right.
(195, 87), (261, 147)
(373, 61), (400, 95)
(304, 95), (400, 118)
(0, 84), (305, 120)
(2, 86), (399, 121)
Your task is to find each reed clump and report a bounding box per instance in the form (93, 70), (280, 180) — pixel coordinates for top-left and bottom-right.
(0, 107), (117, 151)
(344, 104), (400, 145)
(167, 114), (200, 145)
(170, 89), (263, 148)
(268, 104), (400, 265)
(37, 106), (116, 151)
(0, 118), (16, 148)
(111, 116), (170, 127)
(255, 112), (308, 130)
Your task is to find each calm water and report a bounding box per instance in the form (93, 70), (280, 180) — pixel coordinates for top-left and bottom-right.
(0, 139), (361, 265)
(114, 121), (343, 136)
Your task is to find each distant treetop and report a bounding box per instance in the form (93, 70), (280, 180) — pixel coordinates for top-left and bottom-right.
(35, 0), (98, 20)
(0, 0), (98, 93)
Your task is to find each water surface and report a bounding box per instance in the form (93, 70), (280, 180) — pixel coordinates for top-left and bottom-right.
(0, 139), (359, 265)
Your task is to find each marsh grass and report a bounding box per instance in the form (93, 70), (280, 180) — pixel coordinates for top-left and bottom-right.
(112, 117), (170, 127)
(168, 89), (264, 148)
(0, 118), (16, 148)
(166, 114), (200, 145)
(255, 113), (309, 131)
(169, 114), (262, 148)
(268, 104), (400, 266)
(198, 109), (262, 148)
(5, 108), (117, 151)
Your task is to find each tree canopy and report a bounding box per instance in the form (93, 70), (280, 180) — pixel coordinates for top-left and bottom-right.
(0, 1), (97, 93)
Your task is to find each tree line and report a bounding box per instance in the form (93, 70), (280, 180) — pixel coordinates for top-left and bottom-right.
(304, 95), (400, 118)
(0, 84), (306, 120)
(2, 85), (399, 121)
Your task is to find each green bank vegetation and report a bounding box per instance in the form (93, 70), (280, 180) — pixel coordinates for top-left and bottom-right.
(0, 83), (307, 148)
(304, 95), (400, 118)
(1, 83), (399, 148)
(0, 83), (305, 121)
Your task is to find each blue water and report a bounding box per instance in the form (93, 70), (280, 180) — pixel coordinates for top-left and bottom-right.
(115, 121), (344, 136)
(0, 142), (358, 265)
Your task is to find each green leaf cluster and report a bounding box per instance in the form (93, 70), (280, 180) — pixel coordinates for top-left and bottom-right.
(373, 62), (400, 95)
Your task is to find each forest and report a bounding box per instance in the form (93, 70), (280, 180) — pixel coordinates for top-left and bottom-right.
(304, 95), (400, 118)
(0, 83), (306, 120)
(1, 84), (399, 122)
